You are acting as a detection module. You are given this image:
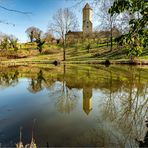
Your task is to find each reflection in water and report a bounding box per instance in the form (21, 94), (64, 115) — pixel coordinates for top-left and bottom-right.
(56, 81), (78, 114)
(96, 67), (148, 147)
(28, 70), (46, 93)
(0, 65), (147, 147)
(138, 120), (148, 147)
(83, 87), (92, 115)
(16, 127), (24, 148)
(16, 121), (37, 148)
(55, 65), (78, 114)
(0, 70), (19, 88)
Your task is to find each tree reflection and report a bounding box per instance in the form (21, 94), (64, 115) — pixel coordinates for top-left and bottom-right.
(138, 120), (148, 147)
(56, 81), (77, 114)
(28, 70), (46, 93)
(0, 70), (19, 88)
(76, 66), (148, 147)
(98, 67), (148, 147)
(55, 65), (78, 114)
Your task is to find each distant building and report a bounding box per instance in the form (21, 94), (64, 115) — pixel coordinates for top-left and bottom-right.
(66, 3), (93, 39)
(66, 3), (121, 42)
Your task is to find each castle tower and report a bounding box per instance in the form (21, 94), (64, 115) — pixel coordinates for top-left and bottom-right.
(83, 3), (93, 34)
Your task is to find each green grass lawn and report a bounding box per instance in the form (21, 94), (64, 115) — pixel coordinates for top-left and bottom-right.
(0, 42), (148, 65)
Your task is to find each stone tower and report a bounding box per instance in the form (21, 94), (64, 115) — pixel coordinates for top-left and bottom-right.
(83, 3), (93, 34)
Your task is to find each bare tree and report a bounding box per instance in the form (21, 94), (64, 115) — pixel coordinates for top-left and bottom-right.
(49, 8), (79, 61)
(95, 0), (118, 51)
(43, 31), (54, 43)
(25, 27), (42, 42)
(97, 0), (130, 50)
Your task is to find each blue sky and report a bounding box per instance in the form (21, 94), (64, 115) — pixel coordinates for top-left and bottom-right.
(0, 0), (91, 42)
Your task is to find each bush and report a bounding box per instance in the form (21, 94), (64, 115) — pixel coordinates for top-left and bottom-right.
(42, 48), (61, 55)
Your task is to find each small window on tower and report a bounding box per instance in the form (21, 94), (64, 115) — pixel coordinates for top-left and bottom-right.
(87, 26), (89, 28)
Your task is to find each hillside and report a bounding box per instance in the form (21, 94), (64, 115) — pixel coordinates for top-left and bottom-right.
(0, 42), (148, 65)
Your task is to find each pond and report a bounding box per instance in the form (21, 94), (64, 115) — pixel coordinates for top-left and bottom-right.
(0, 64), (148, 147)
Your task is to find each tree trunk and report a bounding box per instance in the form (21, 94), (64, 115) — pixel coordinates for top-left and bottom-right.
(63, 38), (66, 61)
(110, 26), (113, 51)
(110, 17), (113, 52)
(63, 46), (66, 61)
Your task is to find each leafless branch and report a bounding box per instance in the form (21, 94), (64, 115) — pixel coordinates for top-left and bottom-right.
(0, 5), (32, 15)
(0, 20), (15, 26)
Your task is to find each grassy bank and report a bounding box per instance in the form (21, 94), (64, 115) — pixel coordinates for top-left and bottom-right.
(0, 42), (148, 65)
(1, 58), (148, 66)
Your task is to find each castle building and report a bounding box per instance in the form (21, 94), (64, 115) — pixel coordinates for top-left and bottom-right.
(83, 3), (93, 34)
(66, 3), (93, 39)
(66, 3), (121, 43)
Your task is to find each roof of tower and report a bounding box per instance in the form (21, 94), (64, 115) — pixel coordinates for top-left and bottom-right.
(83, 3), (92, 10)
(83, 107), (92, 115)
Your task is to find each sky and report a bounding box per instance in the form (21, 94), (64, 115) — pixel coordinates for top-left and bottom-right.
(0, 0), (93, 42)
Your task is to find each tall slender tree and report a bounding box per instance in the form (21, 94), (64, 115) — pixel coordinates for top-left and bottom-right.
(96, 0), (130, 51)
(49, 8), (79, 61)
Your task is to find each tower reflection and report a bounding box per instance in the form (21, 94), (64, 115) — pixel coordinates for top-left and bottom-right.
(83, 87), (92, 115)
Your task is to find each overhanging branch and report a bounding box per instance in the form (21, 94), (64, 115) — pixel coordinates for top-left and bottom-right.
(0, 20), (15, 26)
(0, 5), (32, 15)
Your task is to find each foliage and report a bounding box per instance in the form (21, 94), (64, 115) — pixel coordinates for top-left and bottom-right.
(86, 43), (91, 53)
(0, 35), (19, 51)
(25, 27), (46, 53)
(9, 35), (19, 51)
(1, 36), (10, 50)
(109, 0), (148, 60)
(36, 37), (45, 53)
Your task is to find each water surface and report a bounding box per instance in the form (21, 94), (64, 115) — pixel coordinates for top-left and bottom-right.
(0, 64), (147, 147)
